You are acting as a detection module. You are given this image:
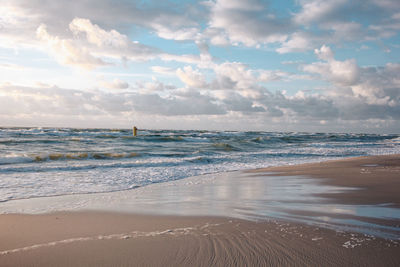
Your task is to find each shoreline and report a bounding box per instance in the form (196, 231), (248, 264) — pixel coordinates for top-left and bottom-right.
(0, 154), (399, 266)
(2, 153), (399, 204)
(251, 154), (400, 207)
(1, 154), (398, 209)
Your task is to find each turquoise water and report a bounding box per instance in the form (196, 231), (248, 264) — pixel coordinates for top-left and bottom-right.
(0, 127), (399, 202)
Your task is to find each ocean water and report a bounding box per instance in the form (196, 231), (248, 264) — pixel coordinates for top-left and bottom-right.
(0, 127), (399, 202)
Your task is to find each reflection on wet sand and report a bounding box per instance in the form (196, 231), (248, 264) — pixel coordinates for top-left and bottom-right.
(118, 171), (399, 239)
(1, 170), (398, 239)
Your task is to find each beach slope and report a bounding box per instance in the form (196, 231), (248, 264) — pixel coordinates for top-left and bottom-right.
(0, 155), (399, 266)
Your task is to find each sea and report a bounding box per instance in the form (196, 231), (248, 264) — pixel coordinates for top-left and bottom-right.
(0, 127), (399, 203)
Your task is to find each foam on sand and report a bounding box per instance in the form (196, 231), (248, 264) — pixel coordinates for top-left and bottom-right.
(1, 156), (400, 239)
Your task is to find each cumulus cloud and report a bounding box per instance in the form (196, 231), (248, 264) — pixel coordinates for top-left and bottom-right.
(0, 83), (223, 118)
(42, 17), (215, 69)
(36, 18), (158, 69)
(3, 0), (399, 61)
(1, 71), (399, 132)
(150, 24), (199, 41)
(176, 66), (207, 88)
(276, 32), (315, 54)
(291, 0), (400, 49)
(303, 46), (399, 108)
(303, 45), (360, 86)
(213, 62), (255, 89)
(326, 22), (364, 42)
(314, 45), (334, 61)
(258, 70), (294, 82)
(293, 0), (348, 25)
(36, 24), (110, 69)
(134, 79), (177, 93)
(69, 18), (131, 48)
(209, 62), (300, 93)
(35, 17), (213, 70)
(1, 0), (399, 132)
(205, 0), (290, 47)
(203, 28), (230, 46)
(220, 93), (266, 113)
(203, 0), (397, 50)
(70, 18), (157, 60)
(0, 2), (42, 47)
(100, 79), (129, 89)
(349, 63), (400, 106)
(132, 91), (225, 116)
(0, 0), (200, 43)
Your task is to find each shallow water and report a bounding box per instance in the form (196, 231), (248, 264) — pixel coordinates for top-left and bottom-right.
(1, 171), (399, 240)
(1, 127), (399, 202)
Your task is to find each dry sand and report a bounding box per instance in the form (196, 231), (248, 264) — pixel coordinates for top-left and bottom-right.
(0, 155), (399, 266)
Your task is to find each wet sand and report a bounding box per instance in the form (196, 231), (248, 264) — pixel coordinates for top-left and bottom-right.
(0, 155), (399, 266)
(252, 154), (400, 207)
(0, 212), (399, 267)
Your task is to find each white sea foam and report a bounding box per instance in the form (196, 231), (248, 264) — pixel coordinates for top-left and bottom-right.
(0, 222), (221, 255)
(1, 171), (399, 239)
(0, 128), (399, 202)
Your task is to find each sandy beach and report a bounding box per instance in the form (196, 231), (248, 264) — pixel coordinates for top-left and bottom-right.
(1, 155), (399, 266)
(252, 154), (400, 207)
(3, 0), (399, 265)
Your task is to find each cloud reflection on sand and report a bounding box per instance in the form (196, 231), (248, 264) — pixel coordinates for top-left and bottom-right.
(1, 170), (399, 239)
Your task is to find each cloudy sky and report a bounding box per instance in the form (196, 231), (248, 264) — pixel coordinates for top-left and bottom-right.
(0, 0), (399, 132)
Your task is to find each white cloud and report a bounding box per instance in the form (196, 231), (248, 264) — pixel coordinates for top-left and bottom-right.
(1, 72), (399, 132)
(277, 22), (364, 54)
(0, 0), (399, 132)
(213, 62), (255, 89)
(370, 0), (400, 10)
(258, 70), (292, 82)
(135, 79), (176, 93)
(303, 46), (399, 108)
(0, 3), (41, 47)
(293, 0), (347, 25)
(0, 0), (201, 44)
(159, 53), (202, 65)
(326, 22), (364, 42)
(68, 18), (156, 61)
(210, 62), (299, 92)
(150, 24), (199, 41)
(3, 0), (399, 54)
(349, 63), (400, 106)
(212, 0), (264, 11)
(36, 24), (110, 70)
(176, 66), (207, 88)
(276, 32), (313, 54)
(36, 17), (210, 69)
(36, 18), (160, 69)
(206, 0), (289, 47)
(314, 45), (334, 61)
(100, 79), (129, 89)
(69, 18), (131, 48)
(0, 83), (223, 119)
(303, 45), (360, 86)
(292, 0), (400, 48)
(151, 66), (175, 75)
(203, 28), (230, 46)
(0, 62), (28, 71)
(143, 7), (201, 41)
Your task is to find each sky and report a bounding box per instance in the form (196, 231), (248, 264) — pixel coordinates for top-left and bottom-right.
(0, 0), (399, 133)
